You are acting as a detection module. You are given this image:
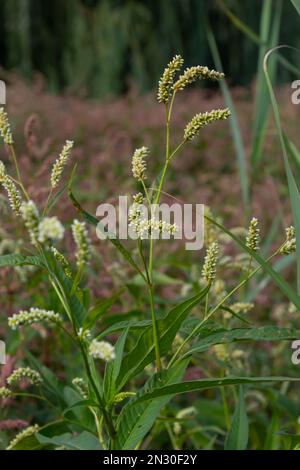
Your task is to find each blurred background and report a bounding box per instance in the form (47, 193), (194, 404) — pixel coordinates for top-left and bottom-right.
(0, 0), (298, 97)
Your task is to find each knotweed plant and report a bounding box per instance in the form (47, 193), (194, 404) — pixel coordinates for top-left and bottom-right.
(0, 60), (299, 451)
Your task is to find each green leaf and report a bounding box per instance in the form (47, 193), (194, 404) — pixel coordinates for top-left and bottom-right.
(117, 285), (209, 389)
(135, 376), (300, 403)
(291, 0), (300, 15)
(251, 0), (282, 167)
(0, 253), (44, 268)
(37, 431), (102, 450)
(207, 24), (250, 210)
(115, 360), (189, 450)
(84, 290), (124, 329)
(97, 319), (152, 339)
(181, 326), (300, 359)
(264, 46), (300, 295)
(225, 386), (248, 450)
(104, 328), (129, 403)
(42, 248), (87, 328)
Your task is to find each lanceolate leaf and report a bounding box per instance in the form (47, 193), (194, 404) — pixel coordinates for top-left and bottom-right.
(117, 285), (209, 389)
(115, 360), (189, 450)
(0, 253), (44, 268)
(225, 386), (249, 450)
(291, 0), (300, 16)
(134, 376), (300, 404)
(104, 328), (129, 403)
(264, 46), (300, 295)
(181, 326), (300, 359)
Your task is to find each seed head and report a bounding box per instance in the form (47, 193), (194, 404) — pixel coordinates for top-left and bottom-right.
(0, 174), (22, 215)
(8, 308), (62, 330)
(38, 216), (65, 243)
(88, 339), (115, 362)
(51, 247), (72, 278)
(131, 146), (148, 181)
(7, 425), (39, 450)
(72, 377), (88, 399)
(7, 367), (42, 387)
(158, 54), (184, 103)
(20, 200), (39, 245)
(72, 219), (91, 269)
(0, 160), (6, 181)
(0, 387), (12, 400)
(230, 302), (254, 314)
(246, 217), (260, 252)
(184, 108), (230, 141)
(174, 66), (224, 91)
(0, 107), (13, 145)
(280, 226), (296, 255)
(202, 242), (219, 283)
(50, 140), (74, 189)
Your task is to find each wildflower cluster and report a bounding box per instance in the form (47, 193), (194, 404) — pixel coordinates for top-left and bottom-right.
(50, 140), (74, 189)
(7, 425), (39, 450)
(72, 219), (91, 269)
(0, 386), (12, 399)
(8, 308), (62, 330)
(184, 109), (231, 141)
(131, 147), (148, 181)
(230, 302), (254, 314)
(0, 107), (13, 145)
(174, 66), (224, 91)
(51, 247), (72, 278)
(88, 339), (115, 362)
(72, 377), (88, 399)
(38, 216), (64, 243)
(20, 200), (39, 245)
(157, 54), (184, 103)
(202, 242), (219, 283)
(0, 173), (22, 215)
(129, 203), (177, 239)
(280, 226), (296, 255)
(246, 217), (260, 252)
(7, 367), (42, 387)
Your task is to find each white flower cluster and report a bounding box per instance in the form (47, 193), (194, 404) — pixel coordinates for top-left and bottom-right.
(20, 200), (39, 245)
(88, 339), (115, 362)
(77, 327), (91, 342)
(7, 367), (42, 387)
(280, 226), (296, 255)
(51, 140), (74, 189)
(72, 377), (88, 399)
(202, 242), (219, 283)
(38, 216), (65, 243)
(72, 219), (91, 269)
(7, 424), (39, 450)
(0, 107), (13, 145)
(129, 203), (178, 240)
(51, 247), (72, 278)
(131, 147), (148, 181)
(0, 386), (12, 399)
(0, 164), (22, 215)
(8, 308), (62, 330)
(246, 217), (260, 252)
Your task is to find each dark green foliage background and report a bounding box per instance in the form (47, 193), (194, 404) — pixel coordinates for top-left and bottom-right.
(0, 0), (298, 97)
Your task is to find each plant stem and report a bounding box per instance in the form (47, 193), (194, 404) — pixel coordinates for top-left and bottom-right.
(8, 144), (30, 200)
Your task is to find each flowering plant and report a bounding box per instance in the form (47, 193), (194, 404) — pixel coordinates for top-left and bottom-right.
(0, 56), (299, 450)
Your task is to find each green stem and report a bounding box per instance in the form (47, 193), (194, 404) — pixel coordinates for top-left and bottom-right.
(8, 144), (30, 200)
(148, 283), (162, 371)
